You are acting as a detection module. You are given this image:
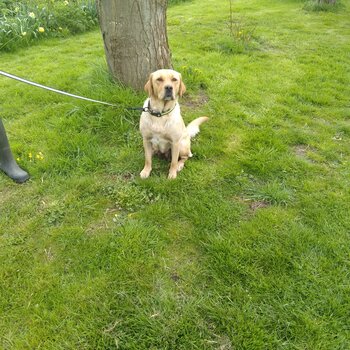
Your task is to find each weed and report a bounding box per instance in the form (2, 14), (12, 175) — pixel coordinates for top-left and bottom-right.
(180, 65), (208, 90)
(45, 200), (66, 226)
(103, 179), (161, 213)
(203, 1), (261, 55)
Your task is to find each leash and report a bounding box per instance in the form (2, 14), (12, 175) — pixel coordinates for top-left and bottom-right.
(0, 70), (177, 117)
(0, 69), (144, 111)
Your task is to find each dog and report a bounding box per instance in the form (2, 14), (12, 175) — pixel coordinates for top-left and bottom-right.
(139, 69), (208, 179)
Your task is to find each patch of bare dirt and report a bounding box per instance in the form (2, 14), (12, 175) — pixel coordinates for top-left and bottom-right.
(234, 196), (271, 212)
(249, 200), (270, 211)
(294, 144), (309, 157)
(182, 90), (209, 108)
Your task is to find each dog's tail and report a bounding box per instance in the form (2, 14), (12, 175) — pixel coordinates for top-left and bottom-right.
(187, 117), (209, 138)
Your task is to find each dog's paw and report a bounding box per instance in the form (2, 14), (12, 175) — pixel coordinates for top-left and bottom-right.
(168, 170), (177, 179)
(177, 162), (185, 172)
(140, 168), (151, 179)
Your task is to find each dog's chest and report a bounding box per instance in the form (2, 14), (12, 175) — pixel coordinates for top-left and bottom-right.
(150, 133), (171, 153)
(141, 116), (174, 152)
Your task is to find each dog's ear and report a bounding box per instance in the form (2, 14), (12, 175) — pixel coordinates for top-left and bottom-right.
(144, 73), (154, 97)
(179, 75), (186, 97)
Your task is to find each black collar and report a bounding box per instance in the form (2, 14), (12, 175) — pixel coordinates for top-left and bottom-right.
(145, 100), (177, 118)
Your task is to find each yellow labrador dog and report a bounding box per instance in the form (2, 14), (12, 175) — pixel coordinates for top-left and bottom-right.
(140, 69), (208, 179)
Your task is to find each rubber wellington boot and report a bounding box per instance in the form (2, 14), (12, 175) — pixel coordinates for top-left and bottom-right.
(0, 119), (29, 183)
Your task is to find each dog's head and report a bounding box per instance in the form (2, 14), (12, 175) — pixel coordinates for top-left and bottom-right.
(144, 69), (186, 101)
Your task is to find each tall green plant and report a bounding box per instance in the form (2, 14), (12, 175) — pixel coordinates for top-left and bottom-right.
(0, 0), (98, 51)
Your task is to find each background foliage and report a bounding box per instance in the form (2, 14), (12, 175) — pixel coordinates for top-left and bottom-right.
(0, 0), (98, 51)
(0, 0), (193, 52)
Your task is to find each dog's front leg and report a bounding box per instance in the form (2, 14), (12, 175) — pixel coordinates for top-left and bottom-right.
(168, 142), (180, 179)
(140, 139), (153, 179)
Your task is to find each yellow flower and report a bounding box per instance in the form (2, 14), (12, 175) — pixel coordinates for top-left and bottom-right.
(28, 152), (32, 159)
(22, 32), (27, 36)
(64, 0), (69, 5)
(29, 12), (35, 19)
(16, 157), (20, 162)
(15, 7), (19, 12)
(38, 27), (45, 33)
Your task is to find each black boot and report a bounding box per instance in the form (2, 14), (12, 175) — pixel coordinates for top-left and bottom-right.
(0, 119), (29, 183)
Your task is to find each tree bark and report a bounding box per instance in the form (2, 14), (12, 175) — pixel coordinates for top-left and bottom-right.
(96, 0), (172, 90)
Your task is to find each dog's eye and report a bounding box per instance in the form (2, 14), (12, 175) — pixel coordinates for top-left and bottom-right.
(171, 78), (178, 82)
(156, 77), (164, 82)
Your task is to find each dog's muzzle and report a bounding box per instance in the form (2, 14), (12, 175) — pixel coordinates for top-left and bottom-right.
(164, 85), (174, 100)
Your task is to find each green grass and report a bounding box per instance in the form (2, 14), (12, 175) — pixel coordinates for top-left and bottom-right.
(1, 0), (350, 348)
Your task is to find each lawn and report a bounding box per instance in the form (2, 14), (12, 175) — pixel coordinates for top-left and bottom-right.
(1, 0), (350, 349)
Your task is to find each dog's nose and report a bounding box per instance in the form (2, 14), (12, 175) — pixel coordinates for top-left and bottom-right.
(165, 85), (173, 92)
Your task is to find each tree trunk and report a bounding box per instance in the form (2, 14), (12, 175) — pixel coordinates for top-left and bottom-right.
(96, 0), (172, 90)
